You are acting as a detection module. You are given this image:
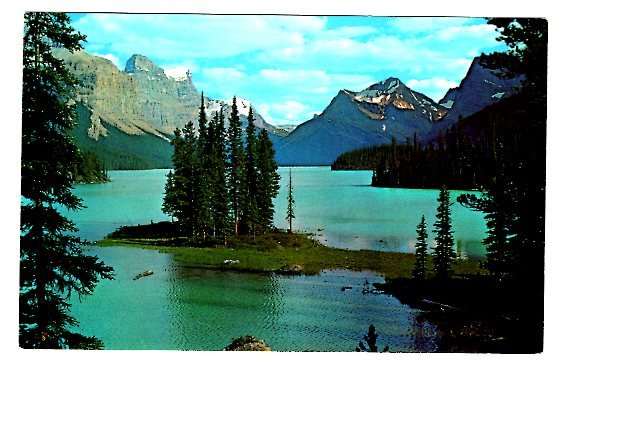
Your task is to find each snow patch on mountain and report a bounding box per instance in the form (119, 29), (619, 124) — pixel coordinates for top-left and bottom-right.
(164, 66), (190, 81)
(440, 100), (454, 109)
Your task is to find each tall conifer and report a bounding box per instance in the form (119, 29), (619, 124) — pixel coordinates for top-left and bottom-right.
(212, 110), (231, 242)
(196, 93), (215, 239)
(241, 106), (259, 236)
(413, 215), (428, 279)
(256, 129), (280, 232)
(227, 97), (245, 235)
(286, 169), (295, 233)
(21, 13), (113, 348)
(432, 186), (455, 279)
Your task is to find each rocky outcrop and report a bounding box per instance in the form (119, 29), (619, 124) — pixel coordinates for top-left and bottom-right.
(124, 54), (201, 135)
(54, 48), (282, 148)
(223, 335), (272, 351)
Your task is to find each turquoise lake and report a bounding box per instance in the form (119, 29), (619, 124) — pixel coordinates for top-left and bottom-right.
(69, 167), (486, 351)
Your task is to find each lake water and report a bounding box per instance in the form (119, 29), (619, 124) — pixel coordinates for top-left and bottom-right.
(68, 167), (486, 351)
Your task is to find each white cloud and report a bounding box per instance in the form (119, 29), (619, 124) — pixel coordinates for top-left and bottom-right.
(257, 100), (313, 125)
(91, 52), (121, 69)
(438, 24), (498, 41)
(73, 14), (316, 62)
(406, 78), (459, 101)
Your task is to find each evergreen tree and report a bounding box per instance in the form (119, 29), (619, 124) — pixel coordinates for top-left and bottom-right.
(412, 215), (428, 279)
(256, 129), (280, 232)
(162, 169), (176, 222)
(240, 106), (259, 236)
(227, 96), (246, 235)
(212, 110), (231, 242)
(480, 18), (547, 98)
(432, 186), (455, 279)
(21, 13), (113, 348)
(196, 93), (215, 239)
(286, 168), (295, 233)
(162, 125), (196, 234)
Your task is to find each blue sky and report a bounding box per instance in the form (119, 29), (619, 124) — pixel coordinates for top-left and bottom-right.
(68, 14), (506, 125)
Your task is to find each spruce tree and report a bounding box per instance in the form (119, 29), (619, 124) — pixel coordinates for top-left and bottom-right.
(21, 13), (113, 348)
(412, 215), (428, 279)
(196, 93), (215, 239)
(212, 110), (231, 243)
(227, 97), (246, 235)
(432, 186), (455, 279)
(162, 124), (196, 235)
(286, 168), (295, 233)
(240, 106), (259, 236)
(256, 129), (280, 232)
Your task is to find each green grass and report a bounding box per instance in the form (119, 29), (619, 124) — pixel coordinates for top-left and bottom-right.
(98, 224), (486, 279)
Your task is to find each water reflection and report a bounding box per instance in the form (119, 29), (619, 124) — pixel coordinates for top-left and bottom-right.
(72, 248), (431, 351)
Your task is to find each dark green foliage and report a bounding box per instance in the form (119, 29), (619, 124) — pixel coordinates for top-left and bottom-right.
(356, 324), (389, 352)
(162, 97), (279, 244)
(212, 110), (232, 242)
(432, 186), (455, 279)
(240, 106), (259, 236)
(256, 129), (280, 232)
(459, 18), (546, 286)
(195, 93), (215, 239)
(73, 149), (108, 183)
(412, 215), (428, 279)
(21, 12), (113, 349)
(286, 169), (295, 233)
(480, 18), (547, 98)
(162, 125), (197, 234)
(332, 144), (393, 171)
(227, 96), (246, 235)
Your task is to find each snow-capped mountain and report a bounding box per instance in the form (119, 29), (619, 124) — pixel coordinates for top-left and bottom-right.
(275, 78), (446, 165)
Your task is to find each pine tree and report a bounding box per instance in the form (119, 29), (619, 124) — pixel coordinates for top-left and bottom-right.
(240, 106), (259, 236)
(162, 169), (176, 222)
(227, 96), (246, 236)
(256, 129), (280, 232)
(432, 186), (455, 279)
(286, 168), (295, 233)
(21, 13), (113, 348)
(412, 215), (428, 279)
(212, 110), (231, 243)
(196, 93), (215, 240)
(162, 124), (196, 235)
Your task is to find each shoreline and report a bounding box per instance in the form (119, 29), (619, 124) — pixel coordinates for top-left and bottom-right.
(97, 222), (486, 280)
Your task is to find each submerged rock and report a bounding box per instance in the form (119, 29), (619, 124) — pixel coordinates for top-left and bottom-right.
(224, 335), (271, 351)
(133, 269), (153, 280)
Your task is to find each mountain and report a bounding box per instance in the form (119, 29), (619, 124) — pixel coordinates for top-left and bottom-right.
(432, 56), (523, 136)
(56, 48), (521, 168)
(53, 49), (283, 169)
(276, 78), (446, 165)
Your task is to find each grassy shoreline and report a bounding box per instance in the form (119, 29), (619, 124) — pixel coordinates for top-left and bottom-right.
(97, 222), (486, 279)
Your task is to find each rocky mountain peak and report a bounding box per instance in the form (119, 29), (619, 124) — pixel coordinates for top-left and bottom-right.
(124, 54), (164, 77)
(343, 77), (445, 122)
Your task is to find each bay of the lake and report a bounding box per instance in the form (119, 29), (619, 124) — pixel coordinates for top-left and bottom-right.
(69, 167), (486, 351)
